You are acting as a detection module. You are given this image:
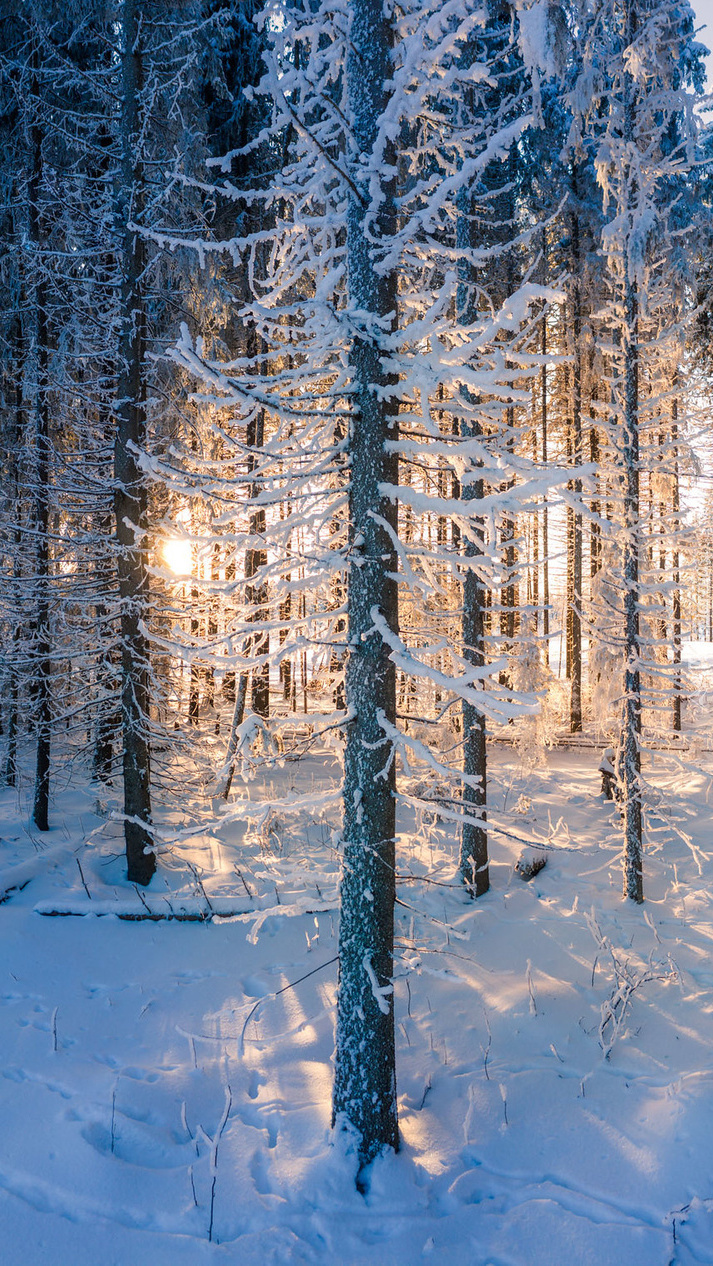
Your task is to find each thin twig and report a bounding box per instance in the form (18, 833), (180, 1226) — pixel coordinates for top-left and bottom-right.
(76, 858), (91, 900)
(240, 955), (339, 1055)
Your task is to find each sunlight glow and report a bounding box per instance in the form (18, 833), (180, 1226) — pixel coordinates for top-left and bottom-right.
(161, 536), (193, 577)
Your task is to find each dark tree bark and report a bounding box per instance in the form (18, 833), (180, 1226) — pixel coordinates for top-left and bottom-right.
(590, 419), (602, 581)
(456, 89), (488, 898)
(4, 299), (24, 789)
(567, 174), (583, 733)
(621, 277), (642, 902)
(29, 55), (51, 832)
(671, 393), (682, 733)
(245, 395), (269, 718)
(114, 0), (154, 885)
(540, 243), (550, 669)
(459, 450), (489, 896)
(619, 2), (643, 904)
(332, 0), (399, 1174)
(217, 668), (248, 801)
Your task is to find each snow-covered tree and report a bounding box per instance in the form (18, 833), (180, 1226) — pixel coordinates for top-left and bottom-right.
(168, 0), (580, 1171)
(571, 0), (704, 900)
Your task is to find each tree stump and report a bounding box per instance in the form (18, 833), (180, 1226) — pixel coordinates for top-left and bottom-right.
(599, 747), (617, 800)
(515, 847), (547, 881)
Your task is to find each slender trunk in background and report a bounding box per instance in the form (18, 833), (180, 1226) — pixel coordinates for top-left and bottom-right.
(188, 437), (202, 725)
(620, 2), (643, 904)
(459, 440), (489, 896)
(188, 588), (201, 724)
(93, 630), (115, 780)
(590, 408), (602, 582)
(115, 0), (154, 884)
(93, 512), (117, 782)
(565, 374), (573, 682)
(500, 400), (518, 664)
(223, 530), (236, 703)
(246, 393), (269, 718)
(29, 63), (51, 832)
(329, 415), (347, 712)
(531, 399), (539, 620)
(206, 542), (219, 721)
(455, 99), (488, 897)
(672, 393), (682, 732)
(567, 181), (583, 732)
(217, 667), (248, 800)
(540, 229), (550, 668)
(216, 396), (263, 797)
(496, 149), (518, 681)
(657, 425), (668, 655)
(333, 0), (399, 1173)
(5, 321), (23, 788)
(279, 496), (293, 702)
(621, 276), (642, 902)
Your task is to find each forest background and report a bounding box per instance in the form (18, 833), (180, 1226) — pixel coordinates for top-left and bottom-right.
(3, 0), (713, 1249)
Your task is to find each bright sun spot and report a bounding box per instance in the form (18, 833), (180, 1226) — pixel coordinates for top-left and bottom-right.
(161, 537), (193, 576)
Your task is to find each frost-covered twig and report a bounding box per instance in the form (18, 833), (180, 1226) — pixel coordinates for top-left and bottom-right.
(363, 953), (394, 1016)
(586, 910), (675, 1059)
(207, 1084), (232, 1243)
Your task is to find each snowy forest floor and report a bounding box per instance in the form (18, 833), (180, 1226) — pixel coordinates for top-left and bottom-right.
(2, 741), (713, 1264)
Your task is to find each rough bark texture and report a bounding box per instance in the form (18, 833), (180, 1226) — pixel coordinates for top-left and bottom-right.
(29, 61), (51, 833)
(456, 119), (488, 898)
(671, 394), (682, 733)
(245, 393), (269, 718)
(567, 178), (583, 733)
(332, 0), (399, 1172)
(460, 491), (489, 896)
(590, 422), (602, 581)
(622, 277), (642, 902)
(620, 0), (643, 904)
(5, 302), (23, 789)
(540, 231), (550, 667)
(115, 0), (154, 885)
(93, 601), (115, 782)
(218, 669), (248, 801)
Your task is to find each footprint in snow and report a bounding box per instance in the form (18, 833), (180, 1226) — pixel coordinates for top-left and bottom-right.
(238, 1102), (280, 1148)
(81, 1118), (194, 1170)
(241, 975), (270, 998)
(250, 1148), (275, 1197)
(247, 1069), (265, 1100)
(121, 1066), (162, 1082)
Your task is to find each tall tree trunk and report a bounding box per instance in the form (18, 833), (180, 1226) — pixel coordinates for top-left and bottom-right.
(671, 392), (682, 732)
(622, 277), (642, 902)
(456, 104), (488, 897)
(4, 296), (24, 789)
(279, 503), (293, 702)
(500, 401), (518, 666)
(329, 414), (347, 712)
(93, 589), (116, 781)
(189, 579), (201, 725)
(620, 2), (643, 904)
(114, 0), (154, 885)
(460, 447), (489, 896)
(217, 667), (249, 800)
(590, 417), (602, 581)
(567, 180), (583, 732)
(93, 495), (117, 781)
(245, 397), (269, 718)
(332, 0), (399, 1173)
(531, 401), (539, 621)
(29, 62), (51, 832)
(206, 541), (220, 718)
(540, 229), (550, 668)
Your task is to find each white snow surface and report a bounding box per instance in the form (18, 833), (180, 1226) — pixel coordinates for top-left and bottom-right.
(2, 747), (713, 1264)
